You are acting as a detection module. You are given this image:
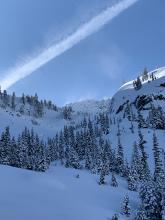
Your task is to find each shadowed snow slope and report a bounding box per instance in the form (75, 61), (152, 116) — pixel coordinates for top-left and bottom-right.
(0, 164), (138, 220)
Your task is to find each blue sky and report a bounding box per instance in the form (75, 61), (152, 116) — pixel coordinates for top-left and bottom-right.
(0, 0), (164, 105)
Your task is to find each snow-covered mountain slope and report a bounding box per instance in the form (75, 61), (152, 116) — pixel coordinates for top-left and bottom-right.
(68, 98), (111, 114)
(0, 95), (110, 139)
(0, 164), (138, 220)
(0, 107), (65, 139)
(107, 67), (165, 171)
(112, 67), (165, 113)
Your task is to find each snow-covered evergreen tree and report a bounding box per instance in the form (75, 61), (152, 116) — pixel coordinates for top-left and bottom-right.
(128, 141), (141, 188)
(35, 140), (48, 172)
(11, 92), (16, 110)
(123, 159), (130, 178)
(127, 168), (138, 191)
(111, 173), (118, 187)
(99, 166), (106, 185)
(121, 195), (131, 217)
(149, 105), (165, 129)
(0, 126), (11, 165)
(116, 135), (124, 176)
(141, 67), (148, 82)
(59, 131), (65, 165)
(138, 129), (150, 181)
(10, 137), (20, 167)
(137, 110), (146, 128)
(152, 131), (164, 181)
(136, 180), (162, 220)
(111, 214), (119, 220)
(133, 76), (142, 90)
(68, 145), (80, 169)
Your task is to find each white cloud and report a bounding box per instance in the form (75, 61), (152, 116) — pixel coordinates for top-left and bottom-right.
(0, 0), (138, 90)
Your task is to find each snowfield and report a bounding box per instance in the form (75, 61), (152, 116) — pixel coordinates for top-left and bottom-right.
(0, 164), (139, 220)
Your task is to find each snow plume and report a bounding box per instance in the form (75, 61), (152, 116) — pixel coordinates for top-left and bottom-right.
(0, 0), (138, 90)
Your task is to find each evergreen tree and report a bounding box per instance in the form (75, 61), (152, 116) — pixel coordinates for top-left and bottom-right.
(99, 113), (109, 134)
(68, 144), (80, 169)
(0, 127), (11, 165)
(65, 144), (70, 168)
(149, 105), (165, 129)
(127, 168), (138, 191)
(85, 132), (93, 170)
(75, 131), (81, 159)
(111, 214), (119, 220)
(10, 137), (20, 167)
(21, 93), (25, 104)
(141, 67), (148, 81)
(105, 114), (110, 134)
(134, 76), (142, 90)
(66, 126), (81, 169)
(54, 134), (59, 160)
(131, 141), (141, 180)
(47, 100), (52, 110)
(121, 195), (131, 217)
(26, 129), (36, 170)
(138, 129), (150, 181)
(136, 180), (163, 220)
(161, 183), (165, 220)
(11, 92), (16, 110)
(116, 135), (124, 176)
(104, 140), (113, 174)
(0, 126), (50, 172)
(99, 166), (106, 185)
(18, 127), (29, 169)
(47, 137), (58, 162)
(98, 138), (109, 183)
(82, 117), (87, 130)
(138, 110), (146, 128)
(45, 145), (51, 167)
(85, 123), (96, 172)
(123, 159), (130, 178)
(3, 90), (9, 106)
(64, 126), (70, 167)
(63, 106), (72, 120)
(35, 140), (48, 172)
(111, 173), (118, 187)
(34, 101), (44, 118)
(97, 136), (104, 173)
(162, 149), (165, 174)
(152, 131), (164, 181)
(99, 113), (106, 134)
(59, 131), (65, 165)
(78, 130), (86, 160)
(19, 104), (25, 115)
